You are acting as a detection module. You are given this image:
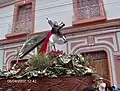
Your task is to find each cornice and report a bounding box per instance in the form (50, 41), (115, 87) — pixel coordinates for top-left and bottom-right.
(62, 18), (120, 34)
(0, 37), (25, 46)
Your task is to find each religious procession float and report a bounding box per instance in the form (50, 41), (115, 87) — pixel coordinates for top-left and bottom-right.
(0, 18), (100, 91)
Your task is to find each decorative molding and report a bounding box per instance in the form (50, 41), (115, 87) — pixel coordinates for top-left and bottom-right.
(3, 48), (18, 70)
(63, 21), (120, 34)
(95, 34), (118, 51)
(0, 38), (25, 46)
(2, 44), (36, 70)
(68, 38), (88, 54)
(116, 55), (120, 60)
(67, 28), (120, 39)
(0, 44), (23, 50)
(87, 36), (95, 46)
(4, 49), (17, 64)
(116, 32), (120, 51)
(5, 32), (29, 39)
(66, 32), (118, 86)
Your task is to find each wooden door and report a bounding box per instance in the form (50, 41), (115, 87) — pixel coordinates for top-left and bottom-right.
(85, 51), (110, 84)
(90, 59), (110, 83)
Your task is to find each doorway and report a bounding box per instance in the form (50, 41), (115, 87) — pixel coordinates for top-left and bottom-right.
(82, 51), (110, 84)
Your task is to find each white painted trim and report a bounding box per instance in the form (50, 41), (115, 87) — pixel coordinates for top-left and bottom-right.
(67, 29), (120, 39)
(95, 35), (118, 51)
(116, 32), (120, 51)
(0, 44), (23, 50)
(4, 49), (17, 64)
(68, 38), (87, 54)
(113, 52), (120, 55)
(7, 56), (15, 70)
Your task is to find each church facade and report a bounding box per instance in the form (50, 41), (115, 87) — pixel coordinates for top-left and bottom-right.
(0, 0), (120, 87)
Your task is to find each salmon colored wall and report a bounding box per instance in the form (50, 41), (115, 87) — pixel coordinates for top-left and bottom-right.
(114, 55), (120, 87)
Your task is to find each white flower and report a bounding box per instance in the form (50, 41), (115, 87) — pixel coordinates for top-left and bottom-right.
(42, 69), (46, 73)
(51, 75), (57, 77)
(81, 57), (84, 61)
(59, 54), (63, 57)
(66, 70), (72, 74)
(33, 72), (38, 77)
(84, 67), (93, 73)
(38, 71), (41, 74)
(78, 54), (83, 57)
